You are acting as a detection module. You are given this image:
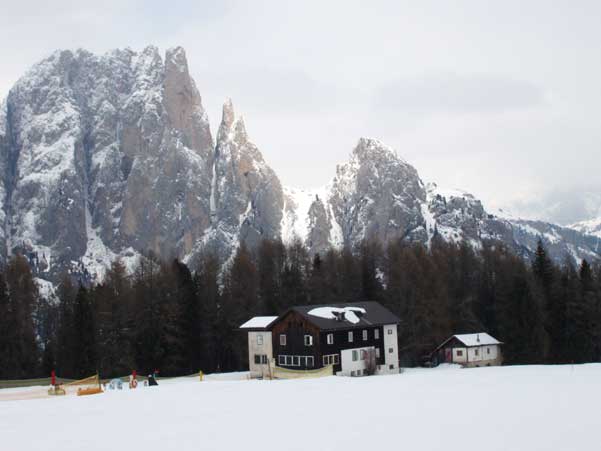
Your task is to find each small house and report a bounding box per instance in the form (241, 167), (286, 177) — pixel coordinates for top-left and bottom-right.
(240, 302), (400, 378)
(239, 316), (278, 379)
(431, 333), (503, 368)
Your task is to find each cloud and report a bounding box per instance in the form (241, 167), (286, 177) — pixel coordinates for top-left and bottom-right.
(194, 66), (346, 115)
(373, 73), (546, 114)
(502, 187), (601, 225)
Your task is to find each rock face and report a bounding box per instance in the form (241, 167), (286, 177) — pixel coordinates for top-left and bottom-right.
(1, 47), (215, 281)
(197, 99), (284, 263)
(0, 46), (599, 286)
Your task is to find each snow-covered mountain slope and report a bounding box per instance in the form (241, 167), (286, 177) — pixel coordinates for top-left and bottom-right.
(0, 46), (598, 287)
(570, 218), (601, 239)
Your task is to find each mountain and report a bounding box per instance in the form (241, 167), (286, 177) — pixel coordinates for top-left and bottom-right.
(0, 46), (599, 287)
(283, 139), (601, 265)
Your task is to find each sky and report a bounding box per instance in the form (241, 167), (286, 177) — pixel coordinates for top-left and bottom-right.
(1, 0), (600, 224)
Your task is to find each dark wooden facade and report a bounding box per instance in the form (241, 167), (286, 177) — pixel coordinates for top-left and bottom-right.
(432, 336), (464, 365)
(271, 310), (387, 373)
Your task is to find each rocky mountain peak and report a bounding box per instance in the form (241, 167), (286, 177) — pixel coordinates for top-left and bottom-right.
(220, 98), (236, 129)
(165, 46), (188, 73)
(352, 137), (406, 165)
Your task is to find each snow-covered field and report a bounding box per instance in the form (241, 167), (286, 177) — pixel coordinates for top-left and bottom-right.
(1, 364), (600, 451)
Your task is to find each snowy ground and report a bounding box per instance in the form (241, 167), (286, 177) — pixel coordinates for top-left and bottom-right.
(1, 364), (600, 451)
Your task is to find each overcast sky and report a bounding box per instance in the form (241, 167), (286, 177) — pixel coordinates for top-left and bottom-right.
(1, 0), (600, 224)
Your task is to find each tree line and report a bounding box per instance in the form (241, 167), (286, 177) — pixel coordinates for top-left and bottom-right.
(0, 237), (600, 379)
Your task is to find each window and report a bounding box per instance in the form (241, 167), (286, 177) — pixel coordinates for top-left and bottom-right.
(286, 356), (293, 366)
(261, 355), (268, 364)
(306, 356), (314, 368)
(254, 354), (261, 364)
(456, 350), (463, 357)
(487, 347), (491, 355)
(256, 334), (263, 345)
(278, 355), (285, 365)
(323, 354), (339, 366)
(362, 330), (368, 341)
(389, 348), (393, 354)
(387, 328), (393, 335)
(376, 348), (381, 358)
(280, 334), (286, 346)
(475, 349), (479, 356)
(348, 331), (354, 343)
(389, 364), (394, 370)
(360, 350), (366, 360)
(327, 333), (334, 345)
(374, 329), (379, 340)
(293, 356), (300, 366)
(352, 350), (359, 361)
(304, 335), (313, 346)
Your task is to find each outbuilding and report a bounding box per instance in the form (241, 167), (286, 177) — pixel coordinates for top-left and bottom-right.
(431, 333), (503, 368)
(239, 316), (278, 379)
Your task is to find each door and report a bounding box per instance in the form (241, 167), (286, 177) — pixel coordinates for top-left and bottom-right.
(445, 348), (452, 363)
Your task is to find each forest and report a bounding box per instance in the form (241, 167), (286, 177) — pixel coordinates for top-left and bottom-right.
(0, 237), (600, 379)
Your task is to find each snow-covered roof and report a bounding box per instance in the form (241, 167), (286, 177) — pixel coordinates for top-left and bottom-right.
(239, 316), (278, 330)
(453, 333), (502, 347)
(308, 306), (366, 324)
(292, 302), (400, 330)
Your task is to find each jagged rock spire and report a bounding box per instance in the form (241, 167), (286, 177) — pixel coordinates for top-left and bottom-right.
(218, 98), (247, 144)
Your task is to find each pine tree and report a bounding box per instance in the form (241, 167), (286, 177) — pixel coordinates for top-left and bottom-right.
(257, 239), (285, 313)
(56, 274), (78, 377)
(196, 251), (221, 373)
(72, 285), (98, 378)
(5, 255), (41, 377)
(96, 260), (135, 377)
(173, 259), (201, 374)
(0, 271), (18, 378)
(219, 243), (259, 371)
(531, 240), (556, 361)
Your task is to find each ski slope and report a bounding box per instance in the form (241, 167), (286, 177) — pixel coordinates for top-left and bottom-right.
(2, 364), (600, 451)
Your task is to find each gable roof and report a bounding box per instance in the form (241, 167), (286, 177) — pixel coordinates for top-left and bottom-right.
(239, 316), (278, 330)
(434, 332), (502, 351)
(288, 302), (400, 331)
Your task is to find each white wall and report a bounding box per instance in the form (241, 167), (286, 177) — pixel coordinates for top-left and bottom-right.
(340, 347), (374, 376)
(452, 347), (468, 364)
(248, 331), (273, 378)
(380, 324), (399, 374)
(467, 345), (499, 364)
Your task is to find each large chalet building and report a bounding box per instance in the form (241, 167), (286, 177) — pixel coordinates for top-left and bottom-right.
(239, 302), (400, 378)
